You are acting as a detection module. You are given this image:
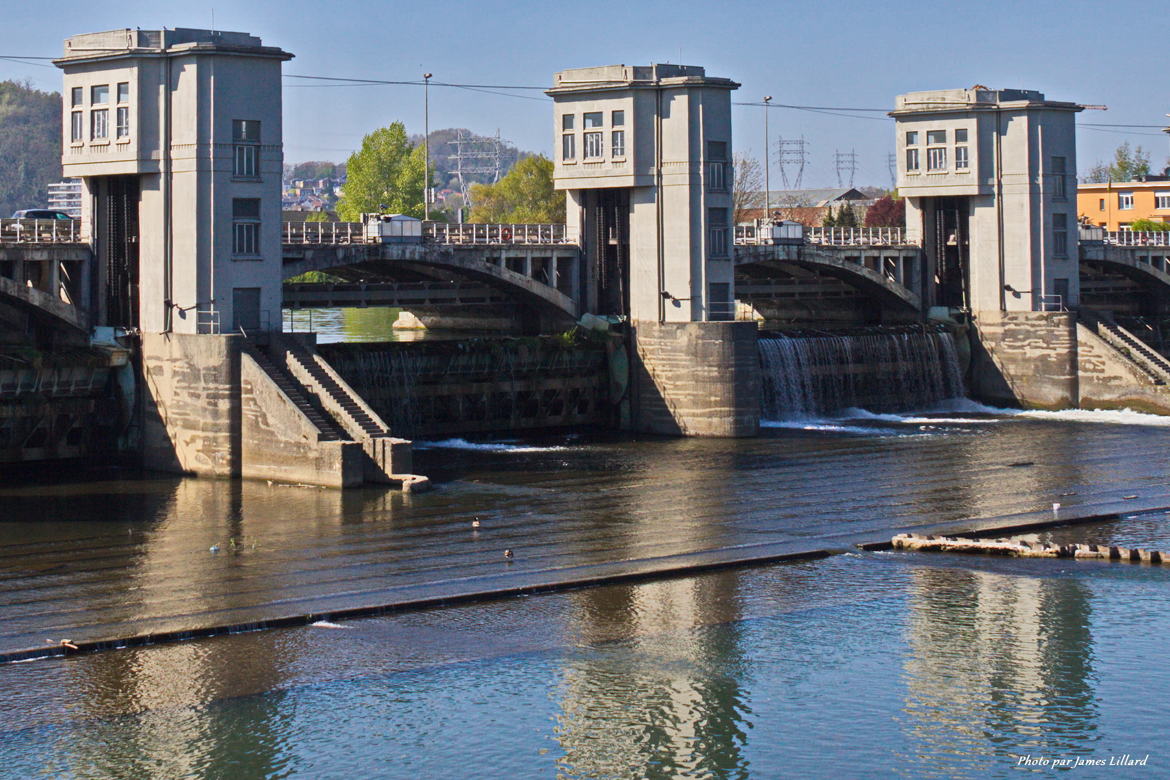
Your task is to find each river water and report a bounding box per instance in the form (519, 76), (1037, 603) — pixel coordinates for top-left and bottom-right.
(1, 309), (1169, 777)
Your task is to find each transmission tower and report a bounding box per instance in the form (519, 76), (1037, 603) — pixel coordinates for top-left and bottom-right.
(776, 136), (808, 190)
(449, 130), (515, 210)
(834, 148), (859, 188)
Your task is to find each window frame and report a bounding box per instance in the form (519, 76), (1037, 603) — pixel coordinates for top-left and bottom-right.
(583, 131), (603, 160)
(70, 87), (83, 107)
(1155, 192), (1170, 210)
(70, 111), (84, 143)
(583, 112), (603, 129)
(955, 146), (969, 170)
(115, 106), (130, 140)
(1053, 213), (1069, 257)
(232, 198), (262, 257)
(90, 108), (109, 141)
(1119, 191), (1134, 210)
(926, 145), (947, 171)
(90, 84), (109, 105)
(561, 132), (576, 162)
(707, 207), (730, 258)
(611, 110), (625, 127)
(611, 129), (626, 158)
(905, 147), (920, 172)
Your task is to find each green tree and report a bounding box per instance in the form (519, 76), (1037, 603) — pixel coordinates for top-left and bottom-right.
(468, 155), (565, 223)
(1083, 142), (1152, 183)
(0, 80), (61, 217)
(1130, 218), (1170, 232)
(304, 211), (332, 222)
(336, 122), (425, 220)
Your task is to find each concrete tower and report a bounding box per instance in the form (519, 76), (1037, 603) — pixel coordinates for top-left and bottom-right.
(891, 88), (1082, 314)
(548, 65), (739, 323)
(548, 65), (758, 437)
(55, 28), (293, 334)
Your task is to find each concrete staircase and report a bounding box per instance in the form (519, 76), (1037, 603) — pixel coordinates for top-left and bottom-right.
(1080, 312), (1170, 386)
(261, 335), (425, 490)
(246, 346), (348, 441)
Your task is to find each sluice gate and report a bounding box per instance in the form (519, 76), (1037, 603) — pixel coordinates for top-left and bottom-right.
(320, 337), (613, 438)
(758, 327), (966, 419)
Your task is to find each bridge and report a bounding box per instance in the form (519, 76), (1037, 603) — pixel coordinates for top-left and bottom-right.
(44, 218), (1170, 329)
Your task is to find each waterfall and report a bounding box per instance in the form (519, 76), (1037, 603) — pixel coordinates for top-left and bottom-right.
(758, 331), (965, 419)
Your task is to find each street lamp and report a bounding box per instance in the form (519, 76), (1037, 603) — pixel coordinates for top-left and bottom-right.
(423, 72), (432, 221)
(763, 96), (772, 224)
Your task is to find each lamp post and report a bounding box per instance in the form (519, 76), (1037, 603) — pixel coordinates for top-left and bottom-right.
(423, 72), (432, 221)
(763, 96), (772, 224)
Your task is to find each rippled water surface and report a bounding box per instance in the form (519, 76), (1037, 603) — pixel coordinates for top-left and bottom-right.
(3, 407), (1170, 777)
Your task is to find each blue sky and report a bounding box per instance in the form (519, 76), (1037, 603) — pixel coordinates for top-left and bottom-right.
(3, 0), (1167, 188)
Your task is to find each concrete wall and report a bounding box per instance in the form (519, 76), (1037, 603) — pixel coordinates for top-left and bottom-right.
(970, 311), (1170, 413)
(139, 332), (368, 486)
(1075, 324), (1170, 413)
(140, 332), (240, 476)
(631, 320), (759, 436)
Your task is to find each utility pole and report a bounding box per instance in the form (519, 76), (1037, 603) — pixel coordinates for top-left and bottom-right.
(763, 96), (772, 223)
(834, 148), (858, 188)
(423, 72), (432, 220)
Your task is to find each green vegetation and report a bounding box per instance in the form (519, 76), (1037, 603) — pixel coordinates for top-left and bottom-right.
(336, 122), (426, 220)
(285, 270), (345, 283)
(467, 156), (564, 223)
(1130, 218), (1170, 232)
(1083, 142), (1153, 183)
(822, 204), (858, 228)
(0, 81), (61, 217)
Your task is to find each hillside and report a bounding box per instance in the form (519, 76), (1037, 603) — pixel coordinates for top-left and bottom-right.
(0, 81), (61, 217)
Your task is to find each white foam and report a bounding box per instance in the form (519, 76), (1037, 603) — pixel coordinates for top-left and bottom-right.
(415, 438), (573, 453)
(310, 621), (351, 629)
(760, 419), (917, 436)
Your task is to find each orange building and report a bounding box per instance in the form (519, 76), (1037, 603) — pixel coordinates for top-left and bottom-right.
(1077, 178), (1170, 230)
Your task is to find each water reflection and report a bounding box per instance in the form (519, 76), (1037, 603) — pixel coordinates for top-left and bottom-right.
(899, 564), (1096, 776)
(554, 570), (751, 779)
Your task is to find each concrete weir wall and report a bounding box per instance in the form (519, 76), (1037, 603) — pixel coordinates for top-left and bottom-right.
(970, 312), (1079, 410)
(970, 311), (1170, 413)
(140, 333), (368, 487)
(631, 321), (760, 436)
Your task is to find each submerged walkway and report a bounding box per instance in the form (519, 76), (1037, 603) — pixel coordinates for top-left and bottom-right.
(4, 413), (1170, 661)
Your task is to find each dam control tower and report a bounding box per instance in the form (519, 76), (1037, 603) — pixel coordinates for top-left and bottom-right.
(548, 66), (759, 436)
(891, 87), (1082, 314)
(55, 28), (293, 335)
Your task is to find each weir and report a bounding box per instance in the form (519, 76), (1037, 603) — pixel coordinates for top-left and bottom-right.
(758, 329), (965, 419)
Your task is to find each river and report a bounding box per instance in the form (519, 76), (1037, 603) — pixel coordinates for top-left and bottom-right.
(1, 309), (1168, 777)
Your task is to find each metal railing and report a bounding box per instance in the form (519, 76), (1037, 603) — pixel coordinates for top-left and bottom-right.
(1103, 230), (1170, 247)
(282, 221), (575, 246)
(0, 219), (83, 243)
(284, 221), (364, 244)
(425, 222), (573, 245)
(805, 227), (909, 246)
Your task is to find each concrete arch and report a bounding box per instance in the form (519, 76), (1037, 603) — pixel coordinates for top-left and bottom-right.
(1085, 247), (1170, 294)
(0, 275), (88, 332)
(283, 243), (579, 319)
(735, 245), (921, 312)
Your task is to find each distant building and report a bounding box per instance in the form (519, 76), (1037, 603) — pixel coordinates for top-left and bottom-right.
(1077, 176), (1170, 230)
(46, 179), (82, 217)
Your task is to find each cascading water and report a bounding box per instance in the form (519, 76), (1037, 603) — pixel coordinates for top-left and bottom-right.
(758, 331), (965, 419)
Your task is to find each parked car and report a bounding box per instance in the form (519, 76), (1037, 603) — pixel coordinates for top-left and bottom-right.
(11, 209), (75, 220)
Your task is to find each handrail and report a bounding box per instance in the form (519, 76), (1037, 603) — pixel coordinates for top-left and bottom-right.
(281, 221), (576, 246)
(1103, 230), (1170, 247)
(0, 219), (82, 243)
